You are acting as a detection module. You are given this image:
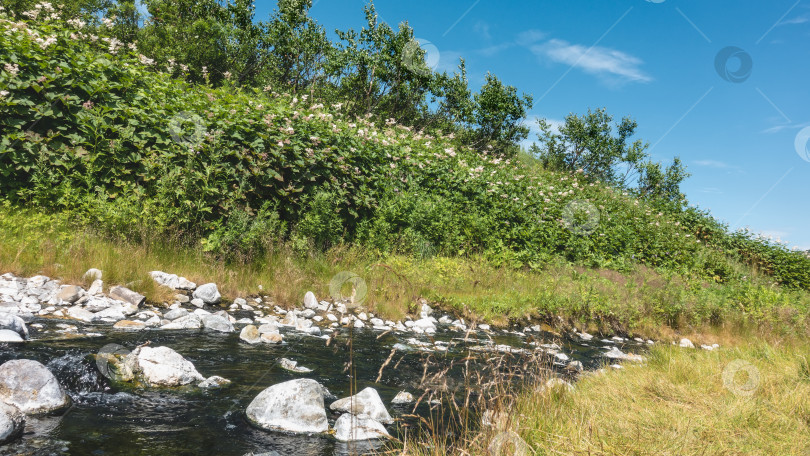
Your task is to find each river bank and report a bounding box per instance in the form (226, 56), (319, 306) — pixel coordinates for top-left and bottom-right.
(2, 207), (808, 345)
(1, 268), (659, 455)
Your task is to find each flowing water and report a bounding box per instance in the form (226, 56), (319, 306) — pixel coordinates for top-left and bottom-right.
(0, 316), (646, 456)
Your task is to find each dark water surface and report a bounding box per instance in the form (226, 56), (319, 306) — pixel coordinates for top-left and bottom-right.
(0, 317), (642, 456)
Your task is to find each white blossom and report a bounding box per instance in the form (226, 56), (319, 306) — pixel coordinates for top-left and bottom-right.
(3, 63), (19, 77)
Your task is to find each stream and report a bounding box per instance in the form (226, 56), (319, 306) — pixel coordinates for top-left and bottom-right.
(1, 309), (649, 455)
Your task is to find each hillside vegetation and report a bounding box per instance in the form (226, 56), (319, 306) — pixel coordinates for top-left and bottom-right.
(1, 3), (809, 336)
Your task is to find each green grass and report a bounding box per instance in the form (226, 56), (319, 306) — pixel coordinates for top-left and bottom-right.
(2, 205), (809, 342)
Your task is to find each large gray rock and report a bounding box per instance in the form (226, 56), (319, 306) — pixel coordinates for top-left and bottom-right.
(0, 330), (24, 343)
(603, 347), (645, 362)
(67, 306), (96, 323)
(160, 314), (202, 330)
(0, 313), (27, 339)
(260, 333), (283, 344)
(87, 279), (104, 296)
(192, 283), (221, 305)
(93, 306), (127, 322)
(109, 286), (145, 307)
(330, 387), (393, 424)
(303, 291), (318, 309)
(246, 379), (329, 434)
(200, 314), (233, 333)
(333, 414), (390, 442)
(257, 323), (279, 334)
(82, 268), (103, 281)
(0, 402), (24, 444)
(163, 308), (189, 321)
(391, 391), (414, 405)
(149, 271), (196, 291)
(239, 325), (261, 344)
(198, 375), (231, 389)
(127, 346), (205, 387)
(84, 297), (113, 312)
(57, 285), (83, 304)
(279, 358), (312, 373)
(0, 360), (71, 414)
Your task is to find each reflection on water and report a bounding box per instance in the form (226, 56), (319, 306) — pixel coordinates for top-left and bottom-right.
(0, 318), (643, 455)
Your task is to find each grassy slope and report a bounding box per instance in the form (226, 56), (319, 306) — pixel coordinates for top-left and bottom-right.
(3, 204), (809, 342)
(505, 342), (810, 455)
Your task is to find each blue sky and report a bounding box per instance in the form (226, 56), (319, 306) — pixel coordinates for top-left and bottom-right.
(251, 0), (810, 250)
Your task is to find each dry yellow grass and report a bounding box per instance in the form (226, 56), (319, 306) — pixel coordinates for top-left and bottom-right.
(491, 342), (810, 456)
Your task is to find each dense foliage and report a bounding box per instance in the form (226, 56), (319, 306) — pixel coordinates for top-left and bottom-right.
(1, 0), (532, 154)
(0, 3), (808, 291)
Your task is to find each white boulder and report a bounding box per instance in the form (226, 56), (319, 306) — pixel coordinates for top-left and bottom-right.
(0, 359), (71, 414)
(246, 379), (329, 434)
(149, 271), (196, 290)
(330, 387), (393, 424)
(192, 283), (221, 305)
(0, 329), (23, 343)
(333, 414), (390, 442)
(0, 402), (24, 444)
(0, 313), (27, 339)
(127, 346), (205, 387)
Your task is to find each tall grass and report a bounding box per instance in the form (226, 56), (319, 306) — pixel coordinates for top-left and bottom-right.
(389, 341), (810, 455)
(506, 341), (810, 455)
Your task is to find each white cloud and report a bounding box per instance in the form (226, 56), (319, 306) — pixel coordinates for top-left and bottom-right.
(699, 187), (724, 194)
(516, 29), (547, 46)
(778, 15), (809, 26)
(693, 159), (745, 174)
(528, 39), (652, 83)
(473, 21), (492, 41)
(478, 43), (513, 57)
(694, 159), (732, 169)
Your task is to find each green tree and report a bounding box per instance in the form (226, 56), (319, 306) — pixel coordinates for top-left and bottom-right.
(473, 73), (533, 153)
(135, 0), (268, 86)
(264, 0), (332, 95)
(531, 108), (647, 185)
(636, 157), (690, 208)
(333, 2), (435, 126)
(436, 59), (475, 127)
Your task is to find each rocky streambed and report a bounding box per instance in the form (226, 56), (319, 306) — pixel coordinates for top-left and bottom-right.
(0, 270), (671, 455)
